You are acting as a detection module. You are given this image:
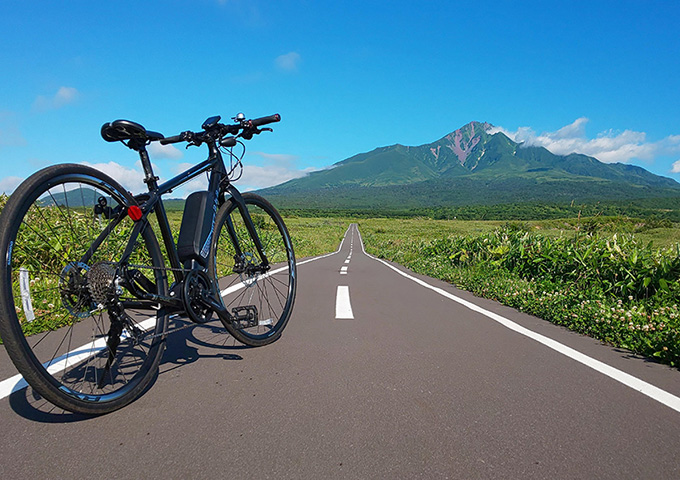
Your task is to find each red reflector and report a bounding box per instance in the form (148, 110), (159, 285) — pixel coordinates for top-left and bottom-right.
(128, 205), (143, 221)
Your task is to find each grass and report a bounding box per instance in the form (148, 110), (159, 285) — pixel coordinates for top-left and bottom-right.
(272, 216), (351, 259)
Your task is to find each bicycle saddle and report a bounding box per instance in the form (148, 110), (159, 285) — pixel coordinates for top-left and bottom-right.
(101, 119), (164, 143)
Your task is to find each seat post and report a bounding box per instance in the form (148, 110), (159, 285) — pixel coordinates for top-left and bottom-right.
(138, 148), (159, 190)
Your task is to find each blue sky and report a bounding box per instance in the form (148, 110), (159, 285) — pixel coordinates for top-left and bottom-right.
(1, 0), (680, 196)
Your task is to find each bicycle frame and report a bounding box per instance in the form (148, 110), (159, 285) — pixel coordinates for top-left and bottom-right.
(87, 139), (271, 311)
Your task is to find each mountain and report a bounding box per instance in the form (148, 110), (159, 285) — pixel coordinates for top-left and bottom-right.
(259, 122), (680, 209)
(40, 187), (110, 208)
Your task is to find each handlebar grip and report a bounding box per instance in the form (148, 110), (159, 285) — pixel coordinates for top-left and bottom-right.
(160, 135), (184, 145)
(160, 131), (192, 145)
(250, 113), (281, 127)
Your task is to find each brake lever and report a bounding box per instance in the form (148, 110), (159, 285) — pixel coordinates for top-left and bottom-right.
(238, 126), (273, 141)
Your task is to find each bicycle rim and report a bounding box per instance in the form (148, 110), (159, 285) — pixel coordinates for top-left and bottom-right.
(0, 165), (167, 413)
(211, 193), (296, 346)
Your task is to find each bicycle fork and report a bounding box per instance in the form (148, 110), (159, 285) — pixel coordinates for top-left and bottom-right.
(223, 184), (270, 269)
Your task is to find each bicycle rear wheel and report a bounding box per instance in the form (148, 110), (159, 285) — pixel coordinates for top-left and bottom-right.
(210, 193), (296, 346)
(0, 164), (168, 415)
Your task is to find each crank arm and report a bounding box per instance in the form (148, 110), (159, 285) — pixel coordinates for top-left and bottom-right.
(198, 294), (230, 321)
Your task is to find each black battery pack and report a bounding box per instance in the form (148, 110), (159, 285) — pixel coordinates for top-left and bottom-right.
(177, 191), (217, 267)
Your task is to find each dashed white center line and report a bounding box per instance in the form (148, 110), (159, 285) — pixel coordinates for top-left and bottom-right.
(340, 266), (348, 274)
(344, 259), (350, 264)
(335, 286), (354, 319)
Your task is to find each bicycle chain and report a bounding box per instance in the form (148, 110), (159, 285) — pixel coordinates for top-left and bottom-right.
(127, 263), (192, 274)
(124, 263), (228, 342)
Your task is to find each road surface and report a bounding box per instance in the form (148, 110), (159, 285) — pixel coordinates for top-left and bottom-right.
(1, 224), (679, 479)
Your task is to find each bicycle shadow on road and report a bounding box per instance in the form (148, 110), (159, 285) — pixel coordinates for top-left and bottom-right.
(157, 318), (247, 375)
(8, 388), (95, 423)
(7, 319), (247, 423)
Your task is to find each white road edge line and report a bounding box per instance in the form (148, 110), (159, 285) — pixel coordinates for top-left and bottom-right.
(0, 225), (357, 402)
(354, 225), (680, 414)
(335, 286), (354, 319)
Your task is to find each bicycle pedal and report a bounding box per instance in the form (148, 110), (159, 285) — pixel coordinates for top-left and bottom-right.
(231, 305), (258, 329)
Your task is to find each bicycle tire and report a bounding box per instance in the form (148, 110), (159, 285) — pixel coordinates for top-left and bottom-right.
(0, 164), (168, 415)
(210, 193), (296, 347)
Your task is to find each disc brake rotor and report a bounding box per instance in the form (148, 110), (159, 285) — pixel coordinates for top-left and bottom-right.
(239, 252), (259, 287)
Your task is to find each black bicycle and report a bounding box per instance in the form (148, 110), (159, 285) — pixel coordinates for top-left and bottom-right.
(0, 113), (296, 414)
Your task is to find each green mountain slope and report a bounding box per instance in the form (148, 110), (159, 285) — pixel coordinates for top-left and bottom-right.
(260, 121), (680, 209)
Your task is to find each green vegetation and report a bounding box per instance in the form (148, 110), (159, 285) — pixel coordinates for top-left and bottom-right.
(265, 179), (680, 213)
(283, 216), (352, 258)
(280, 198), (680, 223)
(358, 217), (680, 367)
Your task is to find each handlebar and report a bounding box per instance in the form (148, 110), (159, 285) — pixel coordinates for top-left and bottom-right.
(250, 113), (281, 127)
(159, 113), (280, 146)
(160, 132), (191, 145)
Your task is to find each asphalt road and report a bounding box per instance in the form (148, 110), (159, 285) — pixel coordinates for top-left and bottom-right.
(1, 223), (679, 479)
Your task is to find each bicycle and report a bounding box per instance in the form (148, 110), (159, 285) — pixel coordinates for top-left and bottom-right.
(0, 113), (296, 415)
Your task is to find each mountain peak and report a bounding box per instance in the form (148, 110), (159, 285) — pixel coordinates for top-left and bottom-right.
(433, 121), (494, 166)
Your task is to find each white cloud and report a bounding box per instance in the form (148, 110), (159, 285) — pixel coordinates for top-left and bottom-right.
(239, 165), (314, 191)
(148, 142), (183, 159)
(234, 151), (314, 190)
(275, 52), (301, 72)
(33, 86), (80, 111)
(0, 176), (24, 194)
(671, 160), (680, 174)
(489, 118), (680, 164)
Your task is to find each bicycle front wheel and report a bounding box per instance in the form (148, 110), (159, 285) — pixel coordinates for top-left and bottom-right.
(0, 164), (168, 415)
(210, 193), (296, 346)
